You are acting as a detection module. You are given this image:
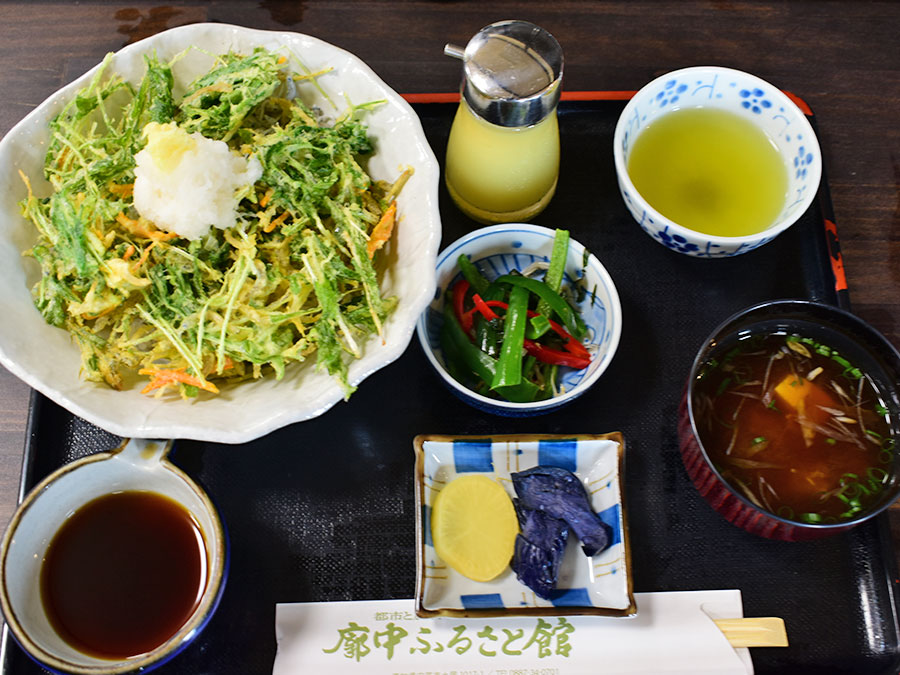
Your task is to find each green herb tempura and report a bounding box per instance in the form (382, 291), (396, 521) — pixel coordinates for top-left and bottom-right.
(20, 48), (410, 399)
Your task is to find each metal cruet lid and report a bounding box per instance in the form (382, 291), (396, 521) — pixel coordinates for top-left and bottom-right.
(445, 20), (564, 128)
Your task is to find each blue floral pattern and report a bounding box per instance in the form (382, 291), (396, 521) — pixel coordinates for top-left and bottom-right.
(654, 226), (700, 254)
(655, 79), (689, 107)
(794, 144), (814, 180)
(739, 88), (773, 114)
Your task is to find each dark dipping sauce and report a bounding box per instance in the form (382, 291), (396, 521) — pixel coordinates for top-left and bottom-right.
(693, 333), (895, 523)
(40, 491), (206, 659)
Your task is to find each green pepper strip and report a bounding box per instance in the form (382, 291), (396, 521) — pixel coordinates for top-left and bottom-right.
(474, 286), (504, 358)
(491, 284), (530, 390)
(476, 315), (500, 357)
(457, 254), (491, 296)
(439, 320), (471, 384)
(441, 302), (539, 402)
(475, 299), (591, 360)
(535, 228), (570, 327)
(493, 274), (585, 339)
(527, 314), (552, 340)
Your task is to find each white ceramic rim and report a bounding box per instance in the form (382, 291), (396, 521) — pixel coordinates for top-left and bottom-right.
(612, 65), (822, 247)
(415, 223), (622, 412)
(0, 440), (227, 674)
(0, 23), (441, 443)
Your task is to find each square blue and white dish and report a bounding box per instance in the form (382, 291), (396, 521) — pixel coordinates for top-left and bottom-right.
(413, 433), (635, 618)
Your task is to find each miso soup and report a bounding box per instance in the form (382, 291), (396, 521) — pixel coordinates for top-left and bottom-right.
(692, 333), (894, 523)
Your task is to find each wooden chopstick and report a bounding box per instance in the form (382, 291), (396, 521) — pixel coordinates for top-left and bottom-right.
(713, 617), (789, 648)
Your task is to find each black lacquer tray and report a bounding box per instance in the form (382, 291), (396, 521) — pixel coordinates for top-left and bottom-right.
(3, 96), (898, 674)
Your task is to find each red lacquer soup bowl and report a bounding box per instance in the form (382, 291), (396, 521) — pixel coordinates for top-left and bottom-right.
(678, 300), (900, 541)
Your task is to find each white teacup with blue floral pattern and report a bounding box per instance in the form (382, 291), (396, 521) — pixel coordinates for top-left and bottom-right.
(613, 66), (821, 257)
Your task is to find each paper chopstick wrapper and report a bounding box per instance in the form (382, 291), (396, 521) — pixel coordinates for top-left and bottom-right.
(274, 590), (756, 674)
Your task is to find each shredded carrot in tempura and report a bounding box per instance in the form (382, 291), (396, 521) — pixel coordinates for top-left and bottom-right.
(84, 306), (117, 321)
(367, 201), (396, 259)
(55, 146), (70, 169)
(108, 182), (134, 198)
(132, 241), (157, 270)
(139, 367), (219, 395)
(264, 209), (290, 233)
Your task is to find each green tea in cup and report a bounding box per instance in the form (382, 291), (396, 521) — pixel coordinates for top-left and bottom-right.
(627, 107), (788, 237)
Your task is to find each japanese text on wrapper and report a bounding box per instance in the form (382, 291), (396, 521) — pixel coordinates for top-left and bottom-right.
(323, 617), (574, 663)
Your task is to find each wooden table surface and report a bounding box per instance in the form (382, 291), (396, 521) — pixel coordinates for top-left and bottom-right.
(0, 0), (898, 616)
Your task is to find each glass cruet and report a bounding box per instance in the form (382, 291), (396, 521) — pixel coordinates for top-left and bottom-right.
(444, 20), (564, 224)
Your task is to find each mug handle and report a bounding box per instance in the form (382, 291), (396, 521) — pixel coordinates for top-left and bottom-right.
(111, 437), (174, 466)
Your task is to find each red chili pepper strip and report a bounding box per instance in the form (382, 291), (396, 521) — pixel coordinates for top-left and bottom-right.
(471, 294), (500, 321)
(533, 314), (589, 358)
(463, 307), (478, 328)
(452, 280), (473, 334)
(565, 343), (590, 359)
(523, 340), (592, 370)
(555, 328), (591, 359)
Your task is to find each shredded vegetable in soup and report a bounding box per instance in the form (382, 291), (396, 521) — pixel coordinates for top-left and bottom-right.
(693, 333), (895, 523)
(20, 48), (411, 399)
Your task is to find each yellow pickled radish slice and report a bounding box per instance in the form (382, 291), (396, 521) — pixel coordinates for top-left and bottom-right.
(431, 474), (519, 582)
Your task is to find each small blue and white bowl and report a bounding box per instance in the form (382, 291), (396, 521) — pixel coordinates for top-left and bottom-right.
(613, 66), (822, 257)
(415, 224), (622, 416)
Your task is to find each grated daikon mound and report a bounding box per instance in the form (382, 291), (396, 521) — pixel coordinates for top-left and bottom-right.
(133, 122), (262, 240)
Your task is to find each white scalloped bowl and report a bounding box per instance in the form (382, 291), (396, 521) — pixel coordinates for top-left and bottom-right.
(0, 24), (441, 443)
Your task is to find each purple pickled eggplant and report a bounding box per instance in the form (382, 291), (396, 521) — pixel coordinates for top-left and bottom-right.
(513, 535), (560, 600)
(514, 499), (569, 551)
(511, 466), (611, 557)
(512, 501), (568, 599)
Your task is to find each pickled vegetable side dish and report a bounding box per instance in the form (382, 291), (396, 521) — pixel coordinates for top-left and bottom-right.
(430, 474), (518, 582)
(693, 333), (895, 523)
(440, 229), (592, 402)
(430, 467), (613, 599)
(511, 466), (612, 599)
